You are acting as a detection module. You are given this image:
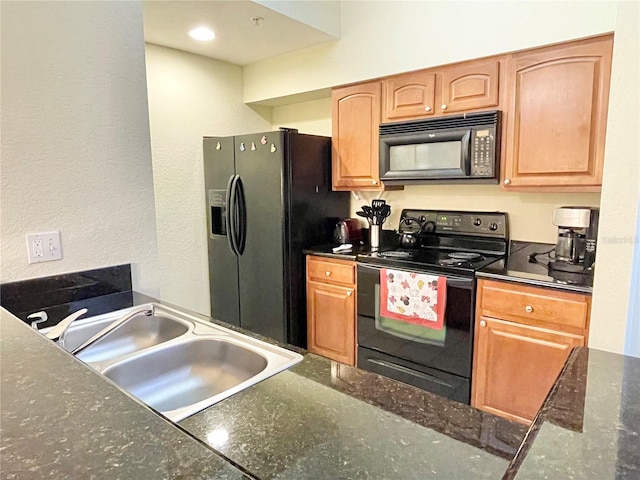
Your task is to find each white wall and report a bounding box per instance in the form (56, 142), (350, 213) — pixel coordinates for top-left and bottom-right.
(0, 1), (160, 296)
(589, 0), (640, 354)
(144, 44), (272, 316)
(245, 1), (617, 103)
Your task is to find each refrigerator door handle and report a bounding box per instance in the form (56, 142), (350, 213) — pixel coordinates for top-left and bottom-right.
(225, 175), (239, 256)
(234, 175), (247, 255)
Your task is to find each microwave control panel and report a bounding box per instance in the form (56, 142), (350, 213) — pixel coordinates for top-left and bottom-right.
(470, 127), (496, 177)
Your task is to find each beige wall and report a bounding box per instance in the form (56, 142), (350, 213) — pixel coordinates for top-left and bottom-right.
(589, 0), (640, 354)
(245, 1), (616, 103)
(144, 44), (272, 316)
(0, 1), (160, 296)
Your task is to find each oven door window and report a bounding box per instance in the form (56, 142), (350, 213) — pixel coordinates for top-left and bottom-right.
(375, 284), (447, 347)
(389, 142), (462, 173)
(357, 265), (474, 378)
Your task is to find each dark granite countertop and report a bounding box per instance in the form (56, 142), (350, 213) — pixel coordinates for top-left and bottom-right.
(477, 241), (593, 294)
(179, 353), (528, 480)
(0, 308), (251, 480)
(3, 289), (637, 479)
(506, 347), (640, 479)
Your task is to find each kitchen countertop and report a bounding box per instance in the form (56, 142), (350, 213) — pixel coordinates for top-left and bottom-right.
(3, 297), (637, 479)
(477, 241), (593, 294)
(307, 241), (593, 294)
(0, 308), (251, 480)
(506, 347), (640, 479)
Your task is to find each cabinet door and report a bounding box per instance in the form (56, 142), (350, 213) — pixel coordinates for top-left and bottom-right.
(307, 280), (356, 365)
(382, 71), (436, 122)
(473, 316), (585, 424)
(331, 82), (382, 190)
(440, 59), (500, 114)
(503, 35), (613, 190)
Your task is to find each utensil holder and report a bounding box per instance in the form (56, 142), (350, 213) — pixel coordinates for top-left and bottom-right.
(370, 225), (380, 251)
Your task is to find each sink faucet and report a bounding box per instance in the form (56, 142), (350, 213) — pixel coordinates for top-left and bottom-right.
(71, 304), (154, 356)
(35, 309), (89, 348)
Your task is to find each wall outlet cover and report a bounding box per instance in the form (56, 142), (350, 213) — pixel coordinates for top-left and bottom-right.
(26, 231), (63, 264)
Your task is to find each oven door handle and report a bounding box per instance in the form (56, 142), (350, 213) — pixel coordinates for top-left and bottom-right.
(357, 263), (475, 289)
(367, 359), (454, 389)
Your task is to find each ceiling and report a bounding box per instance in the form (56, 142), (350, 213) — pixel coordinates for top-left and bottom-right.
(142, 1), (340, 66)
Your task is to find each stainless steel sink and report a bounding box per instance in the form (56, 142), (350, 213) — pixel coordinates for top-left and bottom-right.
(45, 303), (303, 421)
(69, 314), (189, 363)
(101, 338), (269, 417)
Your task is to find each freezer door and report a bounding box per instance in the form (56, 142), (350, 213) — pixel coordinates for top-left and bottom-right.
(234, 132), (286, 342)
(203, 136), (240, 326)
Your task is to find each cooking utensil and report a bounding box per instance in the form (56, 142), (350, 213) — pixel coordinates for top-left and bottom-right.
(371, 199), (386, 209)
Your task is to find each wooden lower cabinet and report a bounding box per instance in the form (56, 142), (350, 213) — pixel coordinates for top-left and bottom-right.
(472, 279), (590, 424)
(306, 256), (356, 365)
(473, 316), (584, 424)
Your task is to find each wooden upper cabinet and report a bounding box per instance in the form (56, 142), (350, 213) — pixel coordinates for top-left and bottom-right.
(502, 35), (613, 191)
(382, 71), (436, 122)
(381, 58), (501, 122)
(440, 59), (500, 114)
(332, 81), (383, 191)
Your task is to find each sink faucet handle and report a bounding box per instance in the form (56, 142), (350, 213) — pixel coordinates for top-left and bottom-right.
(28, 311), (49, 329)
(45, 308), (89, 343)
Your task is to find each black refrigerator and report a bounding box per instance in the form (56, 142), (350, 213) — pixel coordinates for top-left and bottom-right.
(204, 129), (350, 347)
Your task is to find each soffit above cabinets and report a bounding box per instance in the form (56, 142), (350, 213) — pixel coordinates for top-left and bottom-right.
(142, 0), (340, 66)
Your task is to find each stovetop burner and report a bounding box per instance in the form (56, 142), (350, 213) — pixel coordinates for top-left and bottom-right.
(357, 209), (509, 276)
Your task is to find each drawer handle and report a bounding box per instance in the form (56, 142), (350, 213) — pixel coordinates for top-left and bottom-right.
(325, 271), (331, 277)
(346, 291), (352, 296)
(525, 305), (533, 313)
(480, 320), (486, 327)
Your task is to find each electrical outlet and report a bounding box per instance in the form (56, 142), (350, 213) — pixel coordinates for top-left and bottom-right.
(26, 231), (63, 264)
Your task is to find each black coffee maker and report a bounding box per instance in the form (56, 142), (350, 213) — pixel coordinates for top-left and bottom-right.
(549, 207), (599, 274)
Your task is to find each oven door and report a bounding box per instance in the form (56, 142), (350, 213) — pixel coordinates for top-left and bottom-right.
(357, 263), (475, 379)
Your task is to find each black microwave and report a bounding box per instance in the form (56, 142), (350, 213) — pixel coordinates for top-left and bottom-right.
(379, 110), (501, 185)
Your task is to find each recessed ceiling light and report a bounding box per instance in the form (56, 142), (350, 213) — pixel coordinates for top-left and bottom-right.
(189, 27), (215, 41)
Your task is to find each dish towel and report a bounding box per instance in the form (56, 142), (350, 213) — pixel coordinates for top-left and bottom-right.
(380, 268), (447, 330)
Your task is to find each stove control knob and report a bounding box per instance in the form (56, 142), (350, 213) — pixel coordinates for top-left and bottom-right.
(473, 218), (482, 227)
(489, 222), (499, 231)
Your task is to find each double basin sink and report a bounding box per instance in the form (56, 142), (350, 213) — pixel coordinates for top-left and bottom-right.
(50, 303), (303, 422)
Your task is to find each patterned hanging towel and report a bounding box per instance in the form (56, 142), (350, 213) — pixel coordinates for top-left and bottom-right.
(379, 268), (447, 330)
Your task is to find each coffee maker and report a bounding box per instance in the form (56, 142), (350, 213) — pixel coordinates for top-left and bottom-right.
(550, 207), (599, 274)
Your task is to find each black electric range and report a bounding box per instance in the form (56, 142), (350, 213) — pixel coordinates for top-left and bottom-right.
(355, 209), (509, 404)
(357, 209), (509, 275)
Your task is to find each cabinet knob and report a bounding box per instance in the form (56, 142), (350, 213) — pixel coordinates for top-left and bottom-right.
(480, 320), (486, 327)
(441, 104), (447, 110)
(346, 290), (353, 296)
(525, 305), (533, 313)
(372, 180), (377, 185)
(325, 271), (331, 277)
(424, 106), (431, 112)
(503, 178), (511, 185)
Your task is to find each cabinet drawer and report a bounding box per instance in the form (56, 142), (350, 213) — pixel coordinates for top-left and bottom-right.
(478, 280), (590, 331)
(307, 256), (356, 285)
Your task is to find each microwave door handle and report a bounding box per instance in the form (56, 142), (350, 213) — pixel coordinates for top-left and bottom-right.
(461, 130), (471, 176)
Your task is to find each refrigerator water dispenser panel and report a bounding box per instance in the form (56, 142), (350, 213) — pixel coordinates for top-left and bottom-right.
(209, 189), (227, 237)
